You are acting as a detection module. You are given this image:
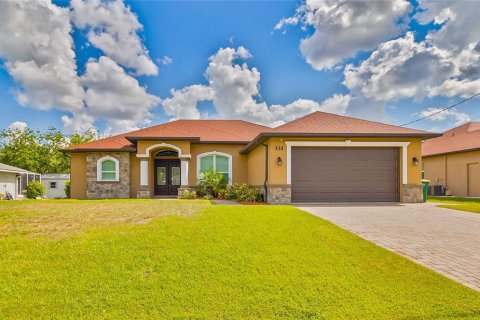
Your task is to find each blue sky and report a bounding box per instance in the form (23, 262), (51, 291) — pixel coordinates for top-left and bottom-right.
(0, 0), (479, 134)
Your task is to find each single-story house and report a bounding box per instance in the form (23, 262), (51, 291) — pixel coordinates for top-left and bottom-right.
(423, 122), (480, 197)
(64, 111), (438, 204)
(0, 162), (41, 199)
(41, 174), (70, 199)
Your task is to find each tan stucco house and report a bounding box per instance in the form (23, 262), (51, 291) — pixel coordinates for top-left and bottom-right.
(423, 122), (480, 197)
(65, 111), (438, 203)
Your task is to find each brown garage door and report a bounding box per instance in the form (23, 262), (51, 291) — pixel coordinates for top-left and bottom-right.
(291, 147), (399, 202)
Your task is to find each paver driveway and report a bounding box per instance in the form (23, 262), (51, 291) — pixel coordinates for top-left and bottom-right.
(297, 203), (480, 291)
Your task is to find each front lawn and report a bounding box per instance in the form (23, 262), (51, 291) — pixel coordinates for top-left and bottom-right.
(1, 200), (479, 319)
(429, 196), (480, 214)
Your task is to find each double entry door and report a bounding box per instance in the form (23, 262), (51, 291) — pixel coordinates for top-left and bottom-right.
(154, 159), (181, 196)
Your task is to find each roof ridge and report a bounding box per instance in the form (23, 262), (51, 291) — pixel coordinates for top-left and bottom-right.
(126, 120), (190, 137)
(192, 121), (254, 140)
(275, 111), (430, 133)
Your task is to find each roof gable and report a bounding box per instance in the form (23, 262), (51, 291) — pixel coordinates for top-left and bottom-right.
(65, 119), (270, 151)
(272, 111), (433, 135)
(422, 122), (480, 157)
(0, 162), (35, 174)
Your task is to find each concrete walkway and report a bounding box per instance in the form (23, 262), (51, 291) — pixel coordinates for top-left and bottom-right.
(297, 203), (480, 291)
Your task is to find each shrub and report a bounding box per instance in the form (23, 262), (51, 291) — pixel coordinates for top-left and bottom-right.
(203, 194), (214, 200)
(217, 188), (226, 200)
(64, 180), (71, 198)
(222, 184), (263, 202)
(178, 189), (197, 199)
(197, 170), (224, 197)
(195, 188), (206, 198)
(26, 181), (45, 199)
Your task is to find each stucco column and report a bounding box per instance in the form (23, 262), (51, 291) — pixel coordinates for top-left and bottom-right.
(140, 158), (149, 186)
(180, 159), (189, 187)
(137, 157), (150, 198)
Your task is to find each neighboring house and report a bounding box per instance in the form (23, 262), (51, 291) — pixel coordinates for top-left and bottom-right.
(41, 174), (70, 199)
(423, 122), (480, 197)
(0, 162), (41, 199)
(64, 111), (438, 204)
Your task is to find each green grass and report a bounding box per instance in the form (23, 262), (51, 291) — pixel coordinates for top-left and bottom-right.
(1, 200), (479, 319)
(428, 196), (480, 214)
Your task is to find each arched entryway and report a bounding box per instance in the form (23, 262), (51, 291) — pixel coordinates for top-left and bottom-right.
(153, 149), (181, 196)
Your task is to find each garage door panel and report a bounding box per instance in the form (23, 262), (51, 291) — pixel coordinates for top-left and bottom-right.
(292, 147), (398, 202)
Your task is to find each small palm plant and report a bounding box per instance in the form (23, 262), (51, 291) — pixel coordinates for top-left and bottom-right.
(197, 169), (224, 198)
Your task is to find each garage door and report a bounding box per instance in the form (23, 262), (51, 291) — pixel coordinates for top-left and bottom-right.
(291, 147), (399, 202)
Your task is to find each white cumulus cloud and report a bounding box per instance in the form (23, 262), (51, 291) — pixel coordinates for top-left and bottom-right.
(162, 85), (214, 120)
(343, 1), (480, 103)
(343, 32), (456, 101)
(0, 0), (84, 113)
(8, 121), (28, 132)
(0, 0), (160, 134)
(70, 0), (158, 76)
(276, 0), (412, 70)
(417, 107), (471, 126)
(162, 47), (350, 125)
(80, 56), (160, 133)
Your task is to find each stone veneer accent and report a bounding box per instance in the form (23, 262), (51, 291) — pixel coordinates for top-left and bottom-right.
(86, 152), (130, 199)
(137, 186), (150, 199)
(177, 187), (192, 197)
(267, 184), (291, 204)
(402, 184), (423, 203)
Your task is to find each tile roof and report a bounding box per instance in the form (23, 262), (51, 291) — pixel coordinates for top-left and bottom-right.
(65, 112), (438, 153)
(65, 120), (271, 151)
(271, 111), (434, 135)
(422, 122), (480, 157)
(240, 112), (438, 153)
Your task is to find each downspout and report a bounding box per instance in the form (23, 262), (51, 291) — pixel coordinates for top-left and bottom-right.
(262, 143), (268, 203)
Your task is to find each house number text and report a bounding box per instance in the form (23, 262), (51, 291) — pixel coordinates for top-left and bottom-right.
(275, 145), (284, 151)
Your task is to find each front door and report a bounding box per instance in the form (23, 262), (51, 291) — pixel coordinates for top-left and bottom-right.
(154, 159), (181, 196)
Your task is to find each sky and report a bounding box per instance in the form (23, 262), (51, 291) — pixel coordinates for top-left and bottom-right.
(0, 0), (479, 135)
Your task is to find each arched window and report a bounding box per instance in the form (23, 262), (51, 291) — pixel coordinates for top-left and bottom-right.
(97, 156), (119, 181)
(197, 152), (232, 185)
(154, 149), (179, 157)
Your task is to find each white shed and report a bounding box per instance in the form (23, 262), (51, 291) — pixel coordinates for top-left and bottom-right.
(0, 162), (41, 199)
(41, 174), (70, 199)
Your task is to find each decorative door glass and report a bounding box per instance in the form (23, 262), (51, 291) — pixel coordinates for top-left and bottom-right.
(157, 167), (166, 185)
(171, 167), (181, 186)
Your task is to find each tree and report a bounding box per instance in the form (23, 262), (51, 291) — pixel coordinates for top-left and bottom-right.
(0, 127), (96, 174)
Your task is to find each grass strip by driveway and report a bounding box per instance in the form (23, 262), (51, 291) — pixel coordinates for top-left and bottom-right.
(429, 196), (480, 214)
(1, 200), (479, 319)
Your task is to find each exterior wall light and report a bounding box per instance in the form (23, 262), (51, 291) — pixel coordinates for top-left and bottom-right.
(277, 156), (283, 166)
(412, 156), (419, 166)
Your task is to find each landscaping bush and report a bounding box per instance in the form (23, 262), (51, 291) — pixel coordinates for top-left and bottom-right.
(178, 189), (197, 199)
(223, 184), (263, 202)
(197, 170), (224, 197)
(64, 180), (71, 198)
(217, 188), (227, 199)
(203, 194), (214, 200)
(26, 180), (45, 199)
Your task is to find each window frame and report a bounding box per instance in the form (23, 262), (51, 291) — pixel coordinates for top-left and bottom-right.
(96, 156), (120, 182)
(50, 181), (57, 189)
(196, 151), (233, 185)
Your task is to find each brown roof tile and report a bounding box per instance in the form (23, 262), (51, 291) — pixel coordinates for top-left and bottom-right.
(65, 112), (438, 153)
(65, 120), (270, 151)
(272, 111), (433, 135)
(422, 122), (480, 157)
